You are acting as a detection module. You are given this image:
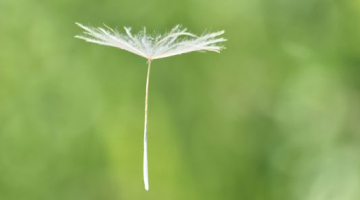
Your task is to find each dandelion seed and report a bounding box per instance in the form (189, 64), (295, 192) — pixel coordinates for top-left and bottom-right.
(75, 23), (226, 191)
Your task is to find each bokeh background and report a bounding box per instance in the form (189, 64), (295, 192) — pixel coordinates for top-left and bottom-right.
(1, 0), (360, 199)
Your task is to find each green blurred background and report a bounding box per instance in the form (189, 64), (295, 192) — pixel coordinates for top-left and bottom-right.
(1, 0), (360, 199)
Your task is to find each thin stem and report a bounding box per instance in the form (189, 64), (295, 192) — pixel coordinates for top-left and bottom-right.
(143, 59), (151, 191)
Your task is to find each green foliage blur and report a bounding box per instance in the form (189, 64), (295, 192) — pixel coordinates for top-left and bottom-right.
(1, 0), (360, 199)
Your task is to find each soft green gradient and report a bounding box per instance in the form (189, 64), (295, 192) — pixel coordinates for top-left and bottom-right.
(1, 0), (360, 200)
